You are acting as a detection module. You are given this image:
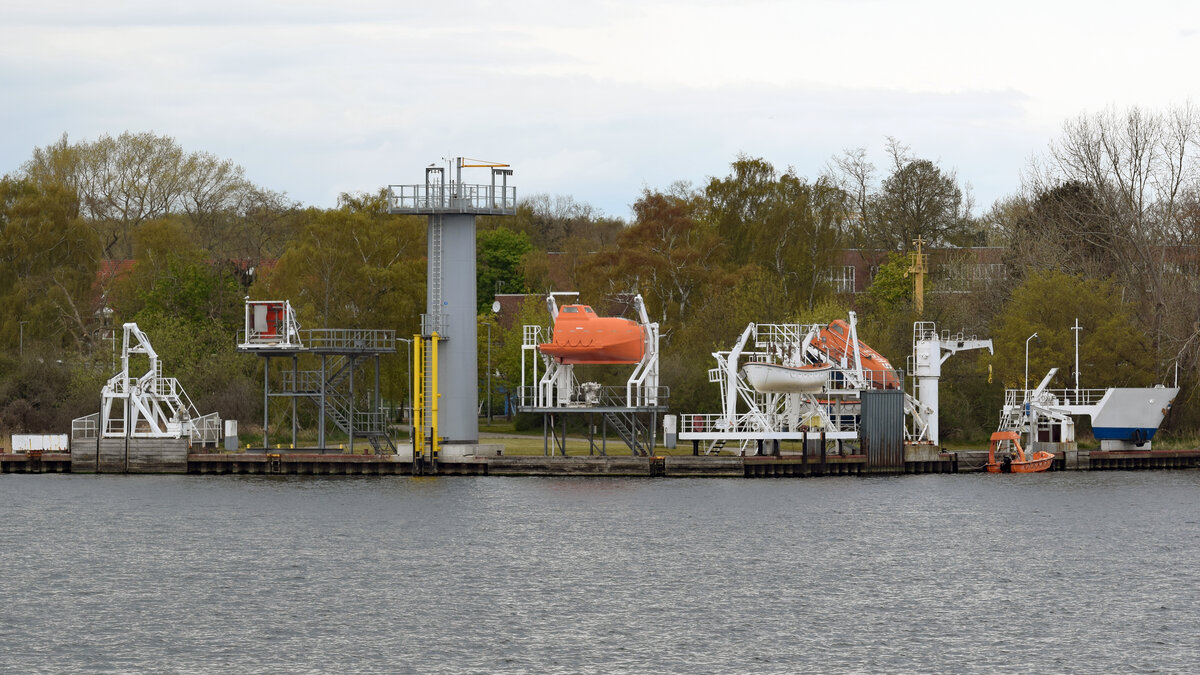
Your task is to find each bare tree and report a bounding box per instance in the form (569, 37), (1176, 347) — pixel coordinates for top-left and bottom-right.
(1024, 104), (1200, 376)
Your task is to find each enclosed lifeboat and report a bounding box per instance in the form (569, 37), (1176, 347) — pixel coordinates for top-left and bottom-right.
(818, 319), (899, 389)
(985, 431), (1054, 473)
(538, 305), (647, 365)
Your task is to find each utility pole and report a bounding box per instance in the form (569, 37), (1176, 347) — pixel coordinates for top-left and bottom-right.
(19, 320), (28, 357)
(1071, 318), (1083, 399)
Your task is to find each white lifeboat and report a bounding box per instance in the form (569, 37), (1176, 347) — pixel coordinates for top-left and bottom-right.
(741, 362), (832, 394)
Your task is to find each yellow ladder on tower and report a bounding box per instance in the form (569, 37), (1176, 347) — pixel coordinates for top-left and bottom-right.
(412, 332), (441, 473)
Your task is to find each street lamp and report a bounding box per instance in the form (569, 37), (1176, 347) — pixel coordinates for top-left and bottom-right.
(397, 337), (413, 429)
(1024, 332), (1039, 403)
(1024, 332), (1039, 450)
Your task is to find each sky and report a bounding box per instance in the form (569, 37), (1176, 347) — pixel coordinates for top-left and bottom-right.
(2, 0), (1199, 220)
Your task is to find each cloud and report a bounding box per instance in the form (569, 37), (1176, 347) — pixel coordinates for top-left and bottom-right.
(2, 0), (1198, 218)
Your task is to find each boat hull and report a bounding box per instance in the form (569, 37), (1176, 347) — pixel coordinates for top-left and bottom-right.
(1090, 387), (1177, 445)
(742, 362), (832, 394)
(538, 306), (647, 365)
(986, 431), (1053, 473)
(986, 451), (1054, 473)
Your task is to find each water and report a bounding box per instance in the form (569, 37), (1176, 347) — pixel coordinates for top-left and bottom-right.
(2, 472), (1198, 673)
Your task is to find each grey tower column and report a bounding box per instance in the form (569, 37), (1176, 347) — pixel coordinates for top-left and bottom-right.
(387, 159), (516, 449)
(433, 213), (478, 443)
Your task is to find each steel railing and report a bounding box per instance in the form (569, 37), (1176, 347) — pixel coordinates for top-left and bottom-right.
(387, 183), (517, 213)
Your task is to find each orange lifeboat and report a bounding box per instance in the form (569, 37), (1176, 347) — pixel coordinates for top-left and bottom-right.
(817, 320), (899, 389)
(538, 305), (647, 365)
(985, 431), (1054, 473)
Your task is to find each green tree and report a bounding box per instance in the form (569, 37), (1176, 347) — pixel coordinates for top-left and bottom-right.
(259, 203), (426, 402)
(703, 155), (776, 265)
(477, 226), (532, 312)
(0, 175), (100, 351)
(489, 295), (551, 422)
(873, 158), (974, 249)
(990, 270), (1155, 392)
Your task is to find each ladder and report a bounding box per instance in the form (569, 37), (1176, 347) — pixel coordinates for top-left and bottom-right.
(413, 333), (440, 471)
(426, 214), (444, 334)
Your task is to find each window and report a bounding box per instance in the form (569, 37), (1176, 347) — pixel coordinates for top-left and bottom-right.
(826, 266), (856, 293)
(562, 306), (579, 313)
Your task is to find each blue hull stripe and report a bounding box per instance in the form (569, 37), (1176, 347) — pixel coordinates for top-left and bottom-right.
(1093, 427), (1159, 442)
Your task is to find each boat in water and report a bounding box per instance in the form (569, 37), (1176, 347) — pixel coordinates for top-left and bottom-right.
(818, 320), (899, 389)
(986, 431), (1054, 473)
(538, 304), (647, 365)
(742, 362), (833, 394)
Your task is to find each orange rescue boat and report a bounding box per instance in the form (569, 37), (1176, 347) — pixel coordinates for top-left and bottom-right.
(985, 431), (1054, 473)
(818, 319), (900, 389)
(538, 304), (647, 365)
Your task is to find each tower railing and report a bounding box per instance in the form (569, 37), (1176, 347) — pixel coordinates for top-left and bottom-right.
(387, 182), (517, 214)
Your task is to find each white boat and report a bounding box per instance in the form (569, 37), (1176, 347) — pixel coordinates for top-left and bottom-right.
(742, 362), (832, 394)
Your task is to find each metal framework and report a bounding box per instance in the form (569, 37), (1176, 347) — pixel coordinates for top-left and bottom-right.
(678, 313), (996, 455)
(94, 323), (221, 444)
(907, 322), (992, 444)
(237, 301), (397, 453)
(518, 293), (667, 456)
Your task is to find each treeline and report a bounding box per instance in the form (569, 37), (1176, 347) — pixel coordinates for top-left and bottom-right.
(4, 105), (1200, 442)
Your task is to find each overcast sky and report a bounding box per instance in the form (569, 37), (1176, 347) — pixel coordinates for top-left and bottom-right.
(3, 0), (1198, 219)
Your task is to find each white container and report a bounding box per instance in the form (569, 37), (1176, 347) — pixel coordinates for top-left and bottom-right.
(12, 434), (70, 453)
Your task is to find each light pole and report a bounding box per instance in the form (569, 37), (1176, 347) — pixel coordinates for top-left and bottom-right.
(19, 320), (28, 357)
(1024, 332), (1039, 403)
(1025, 331), (1039, 451)
(486, 321), (493, 425)
(397, 337), (413, 430)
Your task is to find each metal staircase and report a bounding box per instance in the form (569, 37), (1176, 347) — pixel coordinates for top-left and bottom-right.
(604, 411), (650, 456)
(281, 354), (396, 452)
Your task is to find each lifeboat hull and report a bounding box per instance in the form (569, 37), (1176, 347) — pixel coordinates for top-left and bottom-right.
(986, 431), (1054, 473)
(985, 452), (1054, 473)
(538, 305), (647, 365)
(742, 362), (832, 394)
(818, 320), (899, 389)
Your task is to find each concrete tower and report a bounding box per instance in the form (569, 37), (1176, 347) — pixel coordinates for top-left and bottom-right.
(388, 158), (515, 444)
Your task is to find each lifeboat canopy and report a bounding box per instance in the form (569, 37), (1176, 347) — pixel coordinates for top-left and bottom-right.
(538, 304), (647, 365)
(818, 319), (899, 389)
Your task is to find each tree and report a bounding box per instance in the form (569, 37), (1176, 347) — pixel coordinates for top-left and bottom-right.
(109, 218), (243, 326)
(826, 147), (876, 247)
(583, 189), (726, 330)
(24, 131), (272, 260)
(477, 226), (532, 312)
(0, 175), (101, 351)
(496, 194), (622, 251)
(1026, 104), (1200, 370)
(703, 155), (776, 265)
(489, 294), (550, 421)
(874, 158), (974, 249)
(990, 270), (1156, 392)
(759, 173), (849, 312)
(259, 203), (425, 402)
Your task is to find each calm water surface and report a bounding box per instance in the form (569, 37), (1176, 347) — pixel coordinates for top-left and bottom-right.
(2, 471), (1198, 673)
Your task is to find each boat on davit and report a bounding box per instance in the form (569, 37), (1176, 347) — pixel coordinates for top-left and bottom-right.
(538, 304), (647, 365)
